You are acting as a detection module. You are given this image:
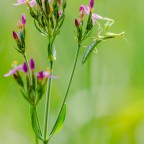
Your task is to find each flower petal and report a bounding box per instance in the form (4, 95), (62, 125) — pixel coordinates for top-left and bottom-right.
(92, 13), (103, 19)
(37, 70), (58, 80)
(14, 0), (27, 5)
(4, 64), (23, 77)
(14, 0), (36, 7)
(29, 0), (36, 7)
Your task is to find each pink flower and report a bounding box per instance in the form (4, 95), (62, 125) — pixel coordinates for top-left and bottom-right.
(14, 0), (36, 7)
(28, 0), (36, 7)
(37, 70), (58, 80)
(80, 5), (103, 24)
(4, 61), (29, 77)
(16, 0), (27, 5)
(37, 71), (51, 80)
(4, 64), (23, 77)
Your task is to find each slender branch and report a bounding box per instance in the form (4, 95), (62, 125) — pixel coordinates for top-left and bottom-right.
(50, 44), (81, 137)
(43, 61), (54, 141)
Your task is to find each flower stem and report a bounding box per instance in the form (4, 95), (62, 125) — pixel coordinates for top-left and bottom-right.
(23, 52), (32, 84)
(35, 107), (42, 137)
(24, 53), (41, 143)
(35, 134), (38, 144)
(50, 44), (81, 138)
(33, 105), (39, 144)
(43, 61), (53, 141)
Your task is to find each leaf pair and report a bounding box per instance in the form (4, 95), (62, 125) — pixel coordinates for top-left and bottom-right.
(30, 104), (66, 142)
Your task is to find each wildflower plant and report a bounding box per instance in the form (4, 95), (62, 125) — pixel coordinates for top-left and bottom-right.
(4, 0), (124, 143)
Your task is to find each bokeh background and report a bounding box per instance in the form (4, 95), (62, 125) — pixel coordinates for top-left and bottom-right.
(0, 0), (144, 144)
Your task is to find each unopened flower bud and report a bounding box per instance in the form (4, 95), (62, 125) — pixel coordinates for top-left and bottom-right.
(79, 6), (84, 20)
(58, 0), (62, 6)
(75, 19), (79, 27)
(13, 31), (19, 40)
(23, 62), (28, 73)
(30, 58), (35, 70)
(89, 0), (94, 11)
(17, 20), (23, 29)
(21, 14), (26, 26)
(50, 6), (53, 13)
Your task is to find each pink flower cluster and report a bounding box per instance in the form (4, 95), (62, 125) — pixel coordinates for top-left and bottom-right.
(75, 0), (104, 26)
(4, 59), (51, 81)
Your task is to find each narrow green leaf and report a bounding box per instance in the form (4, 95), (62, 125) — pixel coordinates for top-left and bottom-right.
(57, 14), (65, 31)
(86, 12), (93, 32)
(82, 40), (101, 64)
(30, 107), (43, 140)
(49, 103), (66, 139)
(34, 19), (46, 35)
(44, 0), (50, 15)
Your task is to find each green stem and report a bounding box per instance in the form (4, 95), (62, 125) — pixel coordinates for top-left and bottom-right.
(50, 44), (81, 137)
(43, 61), (53, 141)
(24, 53), (41, 143)
(35, 107), (42, 137)
(33, 105), (39, 144)
(23, 52), (32, 85)
(35, 135), (38, 144)
(86, 56), (91, 92)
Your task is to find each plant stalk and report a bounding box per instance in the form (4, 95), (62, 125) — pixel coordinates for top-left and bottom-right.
(43, 61), (53, 141)
(33, 105), (39, 144)
(50, 44), (81, 137)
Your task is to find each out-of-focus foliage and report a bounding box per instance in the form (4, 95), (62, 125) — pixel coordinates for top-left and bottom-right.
(0, 0), (144, 144)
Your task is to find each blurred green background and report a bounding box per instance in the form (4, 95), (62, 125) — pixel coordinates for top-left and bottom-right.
(0, 0), (144, 144)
